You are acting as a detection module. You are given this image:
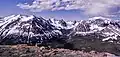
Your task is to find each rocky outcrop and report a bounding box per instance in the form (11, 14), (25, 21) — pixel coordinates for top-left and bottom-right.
(0, 45), (117, 57)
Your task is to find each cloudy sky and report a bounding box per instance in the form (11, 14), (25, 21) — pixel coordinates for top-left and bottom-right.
(0, 0), (120, 20)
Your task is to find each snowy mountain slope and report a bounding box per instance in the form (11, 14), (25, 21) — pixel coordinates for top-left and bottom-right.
(48, 18), (79, 29)
(73, 17), (120, 42)
(0, 15), (63, 44)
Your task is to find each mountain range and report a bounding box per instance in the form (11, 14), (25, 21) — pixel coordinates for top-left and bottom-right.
(1, 15), (120, 55)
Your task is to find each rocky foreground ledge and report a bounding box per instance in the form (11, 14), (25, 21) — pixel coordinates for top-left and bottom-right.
(0, 44), (118, 57)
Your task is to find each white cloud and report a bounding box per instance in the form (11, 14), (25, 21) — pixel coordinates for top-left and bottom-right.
(17, 0), (120, 17)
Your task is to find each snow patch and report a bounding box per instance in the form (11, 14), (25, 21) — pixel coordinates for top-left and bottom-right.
(90, 24), (105, 31)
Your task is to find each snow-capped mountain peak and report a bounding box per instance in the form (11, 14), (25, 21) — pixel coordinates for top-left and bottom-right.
(4, 15), (33, 21)
(89, 16), (111, 24)
(0, 15), (63, 44)
(89, 16), (111, 21)
(72, 16), (120, 42)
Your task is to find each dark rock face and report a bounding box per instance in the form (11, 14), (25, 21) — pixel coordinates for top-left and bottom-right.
(66, 36), (120, 56)
(74, 21), (90, 32)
